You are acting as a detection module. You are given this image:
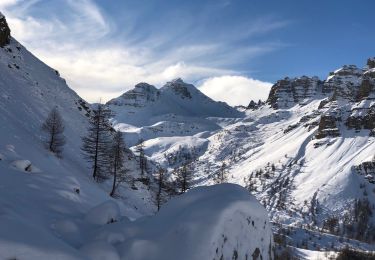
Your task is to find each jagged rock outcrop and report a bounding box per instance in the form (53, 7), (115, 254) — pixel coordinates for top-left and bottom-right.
(354, 160), (375, 184)
(323, 65), (364, 100)
(266, 76), (322, 109)
(0, 13), (10, 47)
(164, 78), (192, 99)
(346, 105), (375, 130)
(247, 100), (263, 110)
(357, 78), (374, 100)
(367, 57), (375, 69)
(315, 114), (340, 139)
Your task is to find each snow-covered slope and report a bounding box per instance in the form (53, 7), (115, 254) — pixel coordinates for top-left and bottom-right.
(0, 14), (156, 259)
(191, 59), (375, 252)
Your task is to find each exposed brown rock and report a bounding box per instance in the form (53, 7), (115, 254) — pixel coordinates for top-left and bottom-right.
(357, 79), (374, 100)
(315, 115), (340, 139)
(266, 76), (321, 109)
(0, 14), (11, 47)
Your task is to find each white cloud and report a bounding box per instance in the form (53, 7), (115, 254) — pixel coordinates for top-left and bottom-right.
(1, 1), (284, 103)
(0, 0), (19, 9)
(198, 76), (272, 106)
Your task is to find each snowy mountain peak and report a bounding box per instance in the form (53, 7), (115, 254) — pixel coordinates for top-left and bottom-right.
(162, 78), (195, 99)
(0, 12), (11, 47)
(170, 77), (184, 84)
(134, 82), (157, 91)
(107, 82), (160, 107)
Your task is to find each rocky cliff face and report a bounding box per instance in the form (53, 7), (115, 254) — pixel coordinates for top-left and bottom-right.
(324, 65), (364, 100)
(267, 76), (322, 109)
(0, 13), (10, 47)
(266, 58), (375, 139)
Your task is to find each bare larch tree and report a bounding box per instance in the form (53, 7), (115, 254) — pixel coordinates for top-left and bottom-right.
(42, 107), (65, 157)
(81, 104), (113, 181)
(109, 131), (127, 197)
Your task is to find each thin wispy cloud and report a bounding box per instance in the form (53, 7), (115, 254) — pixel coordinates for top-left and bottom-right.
(1, 0), (287, 104)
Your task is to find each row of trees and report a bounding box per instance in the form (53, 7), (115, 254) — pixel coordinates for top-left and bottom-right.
(41, 106), (231, 210)
(81, 104), (130, 196)
(41, 105), (128, 196)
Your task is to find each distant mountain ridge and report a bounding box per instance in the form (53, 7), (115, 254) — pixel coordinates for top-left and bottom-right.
(107, 78), (242, 120)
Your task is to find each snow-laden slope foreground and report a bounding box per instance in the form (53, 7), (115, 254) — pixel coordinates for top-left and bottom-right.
(79, 184), (273, 260)
(0, 14), (155, 259)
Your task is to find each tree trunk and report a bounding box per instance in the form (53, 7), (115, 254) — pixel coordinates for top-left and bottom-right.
(93, 116), (100, 180)
(110, 166), (117, 197)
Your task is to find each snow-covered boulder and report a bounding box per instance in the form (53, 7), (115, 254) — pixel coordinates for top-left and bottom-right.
(107, 184), (273, 260)
(84, 200), (121, 225)
(11, 160), (33, 172)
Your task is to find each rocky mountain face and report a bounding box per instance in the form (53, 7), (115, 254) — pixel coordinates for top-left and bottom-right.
(267, 59), (375, 139)
(267, 76), (323, 109)
(108, 82), (160, 107)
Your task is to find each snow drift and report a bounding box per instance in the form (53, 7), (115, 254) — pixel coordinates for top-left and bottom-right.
(81, 184), (273, 260)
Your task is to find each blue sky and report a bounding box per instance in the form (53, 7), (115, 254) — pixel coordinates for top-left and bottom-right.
(1, 0), (374, 105)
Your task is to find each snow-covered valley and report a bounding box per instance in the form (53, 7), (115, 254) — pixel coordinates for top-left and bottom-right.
(1, 11), (375, 259)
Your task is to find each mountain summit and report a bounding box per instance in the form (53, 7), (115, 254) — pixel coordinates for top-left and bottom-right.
(107, 78), (243, 144)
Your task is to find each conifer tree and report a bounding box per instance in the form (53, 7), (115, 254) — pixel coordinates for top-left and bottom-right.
(155, 166), (166, 211)
(109, 131), (127, 197)
(136, 139), (146, 177)
(214, 162), (228, 184)
(42, 107), (65, 157)
(81, 104), (113, 181)
(175, 163), (193, 193)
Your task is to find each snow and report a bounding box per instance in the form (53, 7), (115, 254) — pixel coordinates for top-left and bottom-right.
(1, 12), (375, 258)
(80, 241), (120, 260)
(79, 184), (273, 260)
(294, 248), (337, 259)
(0, 35), (155, 259)
(84, 200), (121, 225)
